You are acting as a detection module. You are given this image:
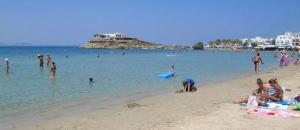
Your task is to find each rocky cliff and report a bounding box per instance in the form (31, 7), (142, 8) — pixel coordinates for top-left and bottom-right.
(80, 37), (189, 50)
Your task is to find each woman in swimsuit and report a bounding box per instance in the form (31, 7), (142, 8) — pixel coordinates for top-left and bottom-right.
(266, 79), (283, 102)
(233, 78), (268, 105)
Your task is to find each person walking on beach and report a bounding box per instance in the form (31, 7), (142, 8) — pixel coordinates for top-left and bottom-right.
(45, 54), (51, 67)
(37, 53), (44, 67)
(50, 62), (56, 78)
(3, 58), (9, 73)
(252, 53), (264, 73)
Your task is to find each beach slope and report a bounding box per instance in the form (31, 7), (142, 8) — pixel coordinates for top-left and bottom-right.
(18, 66), (300, 130)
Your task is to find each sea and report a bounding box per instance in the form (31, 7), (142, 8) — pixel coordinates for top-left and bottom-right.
(0, 46), (284, 127)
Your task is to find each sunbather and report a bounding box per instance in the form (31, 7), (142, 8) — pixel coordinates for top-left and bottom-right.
(233, 78), (268, 105)
(266, 79), (283, 102)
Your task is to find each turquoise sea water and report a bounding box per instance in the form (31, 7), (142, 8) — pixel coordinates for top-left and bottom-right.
(0, 47), (280, 119)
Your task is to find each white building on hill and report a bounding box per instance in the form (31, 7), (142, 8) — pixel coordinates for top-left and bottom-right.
(276, 32), (300, 48)
(241, 37), (274, 48)
(94, 33), (124, 39)
(251, 37), (268, 43)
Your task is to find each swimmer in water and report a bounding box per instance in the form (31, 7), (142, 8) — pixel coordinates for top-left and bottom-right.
(89, 77), (95, 86)
(89, 77), (94, 83)
(122, 50), (125, 55)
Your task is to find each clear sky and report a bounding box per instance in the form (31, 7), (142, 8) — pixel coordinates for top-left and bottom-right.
(0, 0), (299, 46)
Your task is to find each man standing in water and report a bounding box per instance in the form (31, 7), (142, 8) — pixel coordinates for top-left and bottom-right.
(50, 62), (56, 78)
(3, 58), (9, 73)
(37, 53), (44, 67)
(252, 53), (264, 74)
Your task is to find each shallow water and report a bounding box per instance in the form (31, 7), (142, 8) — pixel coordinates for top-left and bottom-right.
(0, 47), (281, 118)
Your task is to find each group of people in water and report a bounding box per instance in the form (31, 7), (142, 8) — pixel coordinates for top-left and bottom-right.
(233, 78), (283, 106)
(37, 53), (56, 78)
(253, 49), (300, 74)
(2, 53), (56, 78)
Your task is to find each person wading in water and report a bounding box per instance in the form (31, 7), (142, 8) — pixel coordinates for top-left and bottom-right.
(252, 53), (264, 74)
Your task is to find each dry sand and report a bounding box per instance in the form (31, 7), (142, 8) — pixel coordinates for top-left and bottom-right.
(14, 65), (300, 130)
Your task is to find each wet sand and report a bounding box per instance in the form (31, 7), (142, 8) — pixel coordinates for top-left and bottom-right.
(14, 65), (300, 130)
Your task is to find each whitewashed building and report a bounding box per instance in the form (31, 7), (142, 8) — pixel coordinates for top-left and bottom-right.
(94, 33), (123, 39)
(251, 37), (268, 43)
(276, 32), (300, 48)
(241, 37), (274, 48)
(240, 38), (252, 48)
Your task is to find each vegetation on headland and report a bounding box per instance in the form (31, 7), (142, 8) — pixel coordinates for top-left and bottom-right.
(80, 34), (190, 50)
(192, 41), (204, 50)
(208, 39), (243, 48)
(81, 39), (190, 50)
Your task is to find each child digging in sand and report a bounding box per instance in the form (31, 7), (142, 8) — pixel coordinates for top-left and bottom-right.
(182, 78), (197, 92)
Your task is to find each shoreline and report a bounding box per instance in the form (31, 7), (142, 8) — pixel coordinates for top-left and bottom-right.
(5, 65), (299, 130)
(0, 61), (278, 129)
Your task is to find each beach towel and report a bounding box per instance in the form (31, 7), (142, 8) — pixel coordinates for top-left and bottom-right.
(267, 102), (288, 110)
(247, 107), (276, 116)
(278, 99), (295, 105)
(247, 96), (258, 107)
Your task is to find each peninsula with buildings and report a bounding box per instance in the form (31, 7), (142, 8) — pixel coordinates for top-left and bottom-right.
(80, 33), (188, 50)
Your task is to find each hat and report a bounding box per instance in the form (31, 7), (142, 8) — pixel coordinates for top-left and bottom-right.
(4, 58), (8, 61)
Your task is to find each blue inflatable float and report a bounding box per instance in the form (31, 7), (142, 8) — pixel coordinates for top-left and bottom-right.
(159, 71), (175, 78)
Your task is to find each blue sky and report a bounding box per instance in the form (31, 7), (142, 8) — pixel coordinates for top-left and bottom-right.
(0, 0), (299, 45)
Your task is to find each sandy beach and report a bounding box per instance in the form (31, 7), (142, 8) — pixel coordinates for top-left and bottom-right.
(10, 65), (300, 130)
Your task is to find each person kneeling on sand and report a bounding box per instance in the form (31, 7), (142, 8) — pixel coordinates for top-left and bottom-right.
(182, 78), (197, 92)
(233, 78), (268, 105)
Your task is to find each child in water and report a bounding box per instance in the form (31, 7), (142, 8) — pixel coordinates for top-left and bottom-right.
(171, 65), (176, 72)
